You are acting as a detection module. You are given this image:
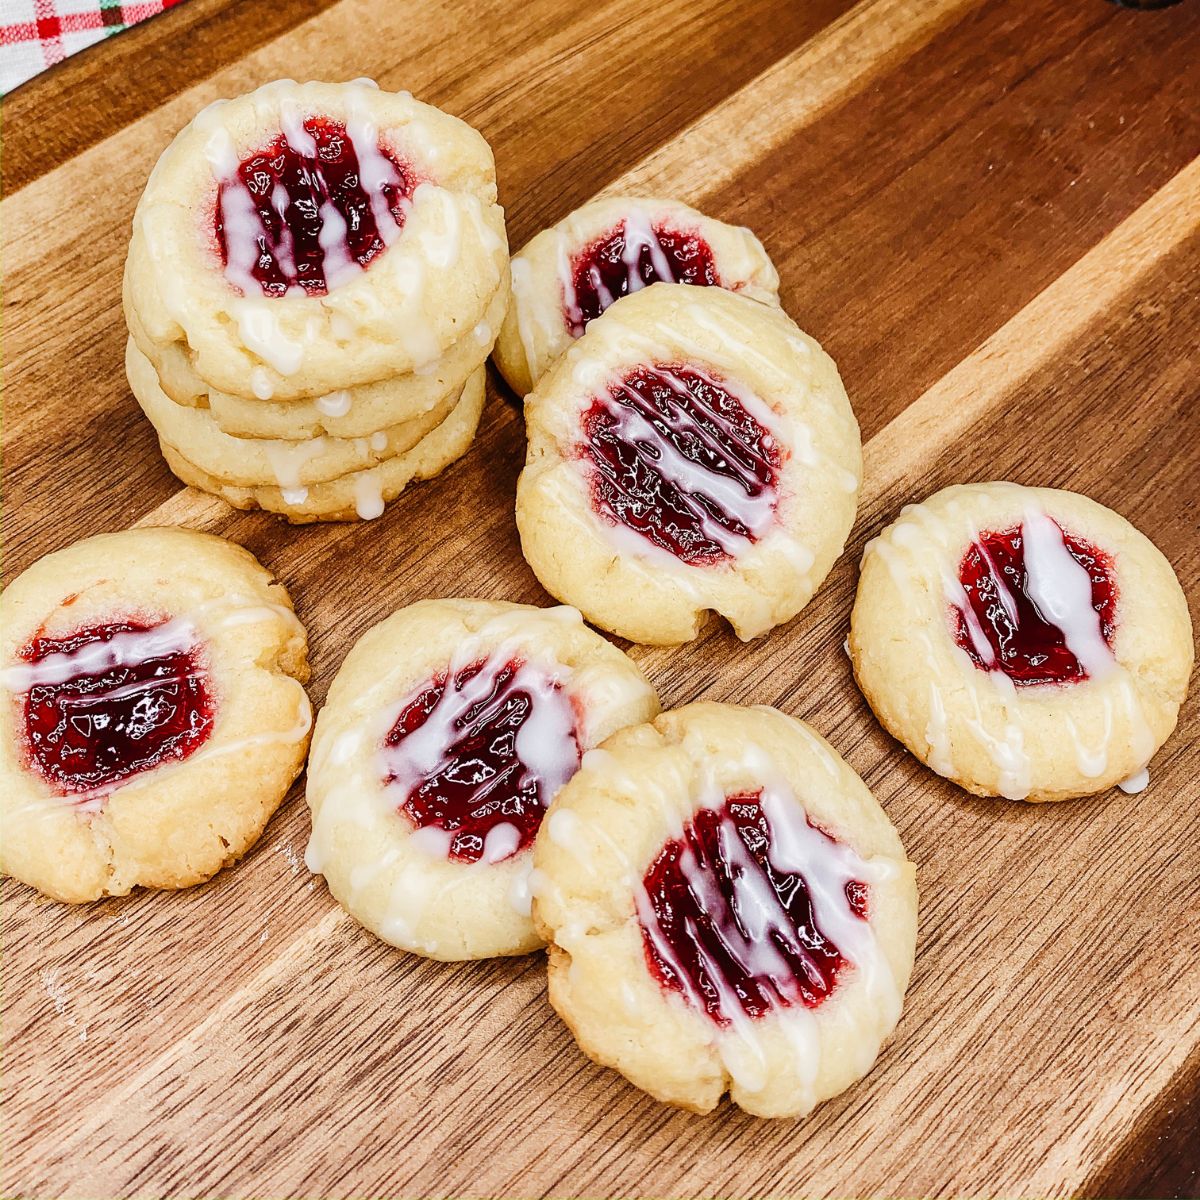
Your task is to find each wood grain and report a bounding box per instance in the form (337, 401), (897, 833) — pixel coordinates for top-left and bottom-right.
(2, 0), (1198, 1196)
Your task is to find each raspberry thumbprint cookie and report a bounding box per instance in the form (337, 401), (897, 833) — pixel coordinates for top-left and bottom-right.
(124, 78), (508, 521)
(0, 528), (312, 902)
(516, 284), (861, 644)
(850, 482), (1193, 802)
(494, 195), (780, 395)
(532, 702), (917, 1117)
(135, 345), (486, 524)
(304, 600), (658, 960)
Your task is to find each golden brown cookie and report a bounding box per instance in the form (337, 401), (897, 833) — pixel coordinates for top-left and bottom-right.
(517, 283), (861, 644)
(850, 482), (1194, 801)
(1, 527), (311, 902)
(305, 599), (659, 960)
(533, 702), (917, 1117)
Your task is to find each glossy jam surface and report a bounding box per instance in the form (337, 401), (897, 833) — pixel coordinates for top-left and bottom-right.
(215, 116), (414, 297)
(954, 524), (1117, 686)
(384, 657), (580, 864)
(640, 792), (865, 1023)
(581, 364), (781, 566)
(21, 621), (214, 796)
(566, 222), (719, 336)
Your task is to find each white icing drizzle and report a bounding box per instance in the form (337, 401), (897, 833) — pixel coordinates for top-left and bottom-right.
(923, 676), (954, 777)
(316, 200), (360, 291)
(590, 364), (781, 559)
(506, 859), (535, 916)
(1117, 767), (1149, 794)
(278, 98), (317, 155)
(1021, 507), (1116, 680)
(1119, 675), (1157, 764)
(352, 472), (386, 520)
(561, 205), (679, 337)
(168, 80), (512, 393)
(305, 608), (621, 953)
(544, 720), (902, 1099)
(316, 390), (352, 417)
(214, 85), (407, 305)
(560, 309), (845, 588)
(211, 149), (268, 297)
(249, 367), (275, 400)
(541, 440), (808, 643)
(510, 255), (542, 384)
(1, 620), (199, 693)
(962, 661), (1031, 800)
(233, 303), (305, 376)
(541, 738), (900, 1103)
(759, 789), (897, 1016)
(263, 436), (329, 491)
(679, 302), (801, 391)
(483, 822), (522, 864)
(789, 418), (832, 478)
(1066, 703), (1112, 778)
(420, 185), (463, 270)
(346, 81), (407, 248)
(377, 655), (578, 851)
(622, 206), (675, 289)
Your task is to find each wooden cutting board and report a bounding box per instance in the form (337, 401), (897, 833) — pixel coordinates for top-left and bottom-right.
(3, 0), (1198, 1195)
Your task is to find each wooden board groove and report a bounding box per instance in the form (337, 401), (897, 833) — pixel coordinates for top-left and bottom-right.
(2, 0), (1198, 1196)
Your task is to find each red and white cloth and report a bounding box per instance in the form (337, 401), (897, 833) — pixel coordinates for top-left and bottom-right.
(1, 0), (184, 94)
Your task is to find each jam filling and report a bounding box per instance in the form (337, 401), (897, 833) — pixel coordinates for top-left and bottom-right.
(215, 115), (415, 297)
(566, 221), (719, 336)
(639, 792), (866, 1023)
(954, 523), (1117, 686)
(581, 364), (781, 565)
(21, 620), (214, 797)
(383, 656), (580, 864)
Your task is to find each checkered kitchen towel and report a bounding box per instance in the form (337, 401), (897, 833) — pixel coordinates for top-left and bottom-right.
(1, 0), (185, 94)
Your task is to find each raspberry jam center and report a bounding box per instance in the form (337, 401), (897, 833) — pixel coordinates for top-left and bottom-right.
(20, 620), (214, 798)
(638, 791), (868, 1023)
(953, 517), (1117, 686)
(581, 364), (781, 565)
(565, 218), (719, 337)
(215, 115), (415, 298)
(383, 656), (581, 864)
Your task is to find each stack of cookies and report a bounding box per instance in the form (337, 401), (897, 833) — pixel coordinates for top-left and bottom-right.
(123, 79), (508, 522)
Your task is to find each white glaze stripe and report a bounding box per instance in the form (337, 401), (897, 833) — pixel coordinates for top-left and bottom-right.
(2, 594), (302, 696)
(544, 764), (899, 1104)
(635, 787), (884, 1021)
(1020, 507), (1116, 680)
(1, 621), (199, 692)
(864, 494), (1146, 799)
(5, 594), (309, 812)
